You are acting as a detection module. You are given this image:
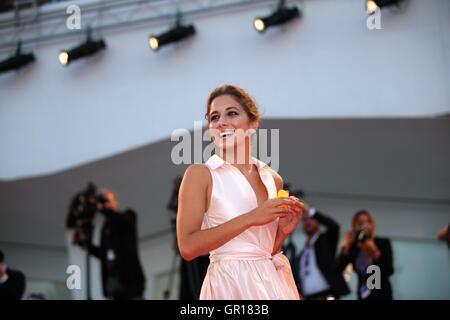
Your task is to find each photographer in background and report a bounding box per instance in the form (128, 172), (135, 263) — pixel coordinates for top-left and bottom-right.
(69, 187), (146, 299)
(292, 202), (349, 300)
(337, 210), (394, 300)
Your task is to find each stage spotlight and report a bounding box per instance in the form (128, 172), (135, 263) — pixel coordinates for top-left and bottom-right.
(366, 0), (379, 14)
(59, 30), (106, 66)
(148, 23), (195, 51)
(254, 0), (300, 33)
(366, 0), (404, 15)
(0, 41), (35, 74)
(59, 39), (105, 66)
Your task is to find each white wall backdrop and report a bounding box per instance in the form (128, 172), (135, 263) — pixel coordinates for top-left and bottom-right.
(1, 0), (449, 180)
(1, 0), (449, 300)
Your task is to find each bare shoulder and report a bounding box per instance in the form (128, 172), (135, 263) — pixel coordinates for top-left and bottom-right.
(179, 164), (212, 213)
(182, 164), (211, 187)
(265, 165), (284, 191)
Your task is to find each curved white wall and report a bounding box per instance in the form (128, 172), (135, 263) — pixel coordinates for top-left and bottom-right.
(1, 0), (449, 180)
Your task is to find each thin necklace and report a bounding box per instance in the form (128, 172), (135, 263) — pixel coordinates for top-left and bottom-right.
(238, 164), (254, 176)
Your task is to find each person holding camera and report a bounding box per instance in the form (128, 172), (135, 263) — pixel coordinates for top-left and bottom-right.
(83, 189), (146, 300)
(337, 210), (394, 300)
(292, 202), (350, 300)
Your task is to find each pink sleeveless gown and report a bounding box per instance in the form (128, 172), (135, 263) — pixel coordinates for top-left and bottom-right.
(199, 154), (300, 300)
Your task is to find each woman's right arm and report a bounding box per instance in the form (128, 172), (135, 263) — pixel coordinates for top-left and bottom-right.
(176, 164), (293, 261)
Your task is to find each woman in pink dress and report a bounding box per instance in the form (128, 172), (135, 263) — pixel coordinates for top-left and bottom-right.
(176, 84), (304, 300)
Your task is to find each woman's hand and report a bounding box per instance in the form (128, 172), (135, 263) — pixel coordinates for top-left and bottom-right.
(278, 196), (305, 236)
(246, 198), (296, 227)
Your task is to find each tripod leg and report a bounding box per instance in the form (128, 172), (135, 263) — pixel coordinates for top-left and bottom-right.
(163, 251), (179, 299)
(86, 250), (91, 300)
(186, 258), (202, 299)
(84, 224), (93, 300)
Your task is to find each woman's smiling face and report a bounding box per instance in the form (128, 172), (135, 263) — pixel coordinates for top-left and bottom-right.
(208, 94), (258, 150)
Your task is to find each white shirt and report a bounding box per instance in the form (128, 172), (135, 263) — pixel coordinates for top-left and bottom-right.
(300, 210), (331, 296)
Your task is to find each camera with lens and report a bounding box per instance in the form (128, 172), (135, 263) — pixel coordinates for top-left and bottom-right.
(353, 226), (371, 243)
(283, 182), (304, 199)
(66, 182), (108, 247)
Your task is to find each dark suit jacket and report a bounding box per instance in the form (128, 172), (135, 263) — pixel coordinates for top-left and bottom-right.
(292, 211), (350, 298)
(89, 208), (146, 299)
(0, 268), (26, 300)
(337, 236), (394, 300)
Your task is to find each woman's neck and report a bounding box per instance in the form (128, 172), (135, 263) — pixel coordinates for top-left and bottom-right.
(219, 146), (254, 173)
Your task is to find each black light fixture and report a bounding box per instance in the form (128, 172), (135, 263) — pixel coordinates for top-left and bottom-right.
(0, 41), (35, 74)
(59, 28), (106, 66)
(148, 12), (195, 51)
(366, 0), (404, 15)
(254, 0), (301, 33)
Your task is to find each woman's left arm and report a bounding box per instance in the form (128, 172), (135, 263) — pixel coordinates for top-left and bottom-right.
(270, 170), (304, 255)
